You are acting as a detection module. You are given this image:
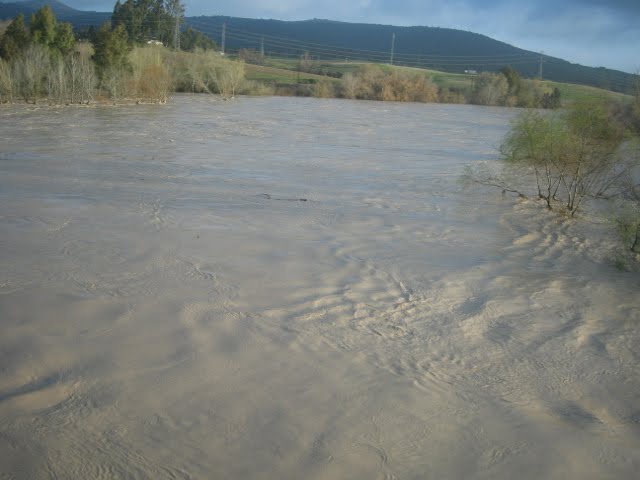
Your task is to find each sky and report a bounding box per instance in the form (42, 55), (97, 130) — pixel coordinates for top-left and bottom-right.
(44, 0), (640, 73)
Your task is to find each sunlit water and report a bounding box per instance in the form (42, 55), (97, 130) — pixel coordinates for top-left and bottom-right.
(1, 96), (639, 479)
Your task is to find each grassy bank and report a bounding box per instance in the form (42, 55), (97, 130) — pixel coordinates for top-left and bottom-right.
(244, 56), (628, 106)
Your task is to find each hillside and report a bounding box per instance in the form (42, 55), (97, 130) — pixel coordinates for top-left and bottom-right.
(0, 1), (636, 94)
(0, 0), (110, 23)
(186, 17), (635, 94)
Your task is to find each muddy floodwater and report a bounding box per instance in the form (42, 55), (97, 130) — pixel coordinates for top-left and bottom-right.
(1, 96), (639, 479)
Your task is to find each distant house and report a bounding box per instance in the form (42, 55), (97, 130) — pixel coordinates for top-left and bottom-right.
(147, 40), (163, 46)
(464, 69), (478, 75)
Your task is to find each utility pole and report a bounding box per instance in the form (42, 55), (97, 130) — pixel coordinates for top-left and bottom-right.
(539, 51), (544, 80)
(221, 22), (226, 55)
(390, 32), (396, 65)
(260, 35), (265, 58)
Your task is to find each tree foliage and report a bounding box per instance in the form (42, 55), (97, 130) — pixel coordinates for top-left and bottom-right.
(92, 23), (132, 78)
(501, 66), (521, 97)
(0, 7), (76, 60)
(471, 72), (508, 106)
(54, 22), (76, 55)
(0, 14), (29, 61)
(112, 0), (185, 45)
(499, 100), (628, 215)
(469, 71), (561, 108)
(180, 27), (217, 52)
(30, 5), (57, 48)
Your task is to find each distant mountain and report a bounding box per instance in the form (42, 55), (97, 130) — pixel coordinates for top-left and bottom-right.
(1, 0), (79, 18)
(0, 1), (635, 94)
(186, 16), (635, 94)
(0, 0), (110, 24)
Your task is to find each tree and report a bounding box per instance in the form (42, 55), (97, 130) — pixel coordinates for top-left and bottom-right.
(501, 66), (521, 96)
(165, 0), (185, 49)
(13, 44), (50, 103)
(180, 28), (216, 52)
(541, 87), (562, 109)
(215, 58), (245, 98)
(0, 14), (29, 61)
(54, 22), (76, 55)
(30, 6), (57, 48)
(499, 100), (628, 215)
(470, 72), (508, 106)
(93, 23), (132, 78)
(112, 0), (180, 45)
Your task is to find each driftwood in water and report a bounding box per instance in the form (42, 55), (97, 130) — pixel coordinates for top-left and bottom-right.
(257, 193), (307, 202)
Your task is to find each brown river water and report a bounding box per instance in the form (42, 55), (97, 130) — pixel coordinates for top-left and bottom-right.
(1, 95), (639, 479)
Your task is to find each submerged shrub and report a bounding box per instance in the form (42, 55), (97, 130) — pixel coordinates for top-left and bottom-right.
(313, 77), (334, 98)
(499, 99), (628, 215)
(341, 64), (438, 103)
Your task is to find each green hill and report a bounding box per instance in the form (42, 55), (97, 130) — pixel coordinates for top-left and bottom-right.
(185, 16), (635, 94)
(0, 0), (110, 23)
(0, 1), (636, 94)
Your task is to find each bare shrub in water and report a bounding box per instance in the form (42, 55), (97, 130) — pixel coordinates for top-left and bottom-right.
(100, 65), (131, 101)
(239, 79), (275, 96)
(313, 77), (334, 98)
(131, 46), (172, 102)
(215, 58), (245, 98)
(341, 72), (358, 99)
(0, 58), (14, 103)
(342, 64), (438, 103)
(13, 44), (49, 102)
(470, 72), (508, 106)
(171, 49), (220, 93)
(505, 102), (627, 215)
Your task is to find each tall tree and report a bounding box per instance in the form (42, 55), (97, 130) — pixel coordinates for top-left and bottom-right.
(93, 23), (132, 77)
(54, 22), (75, 55)
(0, 13), (29, 61)
(113, 0), (179, 44)
(500, 66), (521, 96)
(30, 6), (57, 48)
(165, 0), (185, 49)
(180, 27), (216, 52)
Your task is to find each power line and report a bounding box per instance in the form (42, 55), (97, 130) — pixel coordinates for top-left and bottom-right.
(188, 23), (542, 66)
(185, 19), (541, 61)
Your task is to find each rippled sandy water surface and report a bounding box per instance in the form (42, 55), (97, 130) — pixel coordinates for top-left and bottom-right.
(1, 96), (639, 479)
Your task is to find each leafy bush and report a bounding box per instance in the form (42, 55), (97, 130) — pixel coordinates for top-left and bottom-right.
(500, 100), (627, 215)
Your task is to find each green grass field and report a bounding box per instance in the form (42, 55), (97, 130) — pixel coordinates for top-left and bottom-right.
(243, 57), (630, 104)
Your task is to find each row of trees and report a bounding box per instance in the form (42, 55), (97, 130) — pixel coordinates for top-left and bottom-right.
(284, 64), (559, 108)
(0, 44), (95, 104)
(0, 8), (74, 61)
(470, 67), (561, 108)
(0, 2), (242, 104)
(0, 7), (96, 104)
(112, 0), (185, 47)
